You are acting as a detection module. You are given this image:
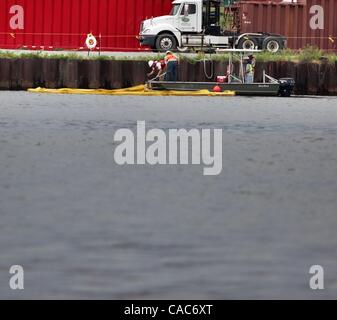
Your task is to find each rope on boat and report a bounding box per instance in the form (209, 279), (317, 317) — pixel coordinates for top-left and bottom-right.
(203, 54), (214, 80)
(149, 72), (168, 82)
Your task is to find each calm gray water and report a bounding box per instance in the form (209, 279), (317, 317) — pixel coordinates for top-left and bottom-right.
(0, 92), (337, 299)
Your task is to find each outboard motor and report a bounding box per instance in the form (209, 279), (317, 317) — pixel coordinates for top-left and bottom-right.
(278, 78), (295, 97)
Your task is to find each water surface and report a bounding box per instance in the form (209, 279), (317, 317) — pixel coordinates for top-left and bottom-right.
(0, 93), (337, 299)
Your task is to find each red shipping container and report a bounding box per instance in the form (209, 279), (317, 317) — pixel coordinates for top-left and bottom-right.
(238, 0), (337, 51)
(0, 0), (173, 51)
(1, 0), (335, 52)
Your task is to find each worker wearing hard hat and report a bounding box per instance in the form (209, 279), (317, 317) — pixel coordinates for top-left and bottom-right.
(147, 59), (166, 81)
(164, 51), (179, 82)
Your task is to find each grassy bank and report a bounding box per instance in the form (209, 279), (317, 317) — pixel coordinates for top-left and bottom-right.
(0, 46), (336, 63)
(182, 47), (337, 63)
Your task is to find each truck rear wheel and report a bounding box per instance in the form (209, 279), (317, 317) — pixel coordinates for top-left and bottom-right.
(238, 37), (258, 51)
(263, 37), (282, 53)
(155, 34), (177, 52)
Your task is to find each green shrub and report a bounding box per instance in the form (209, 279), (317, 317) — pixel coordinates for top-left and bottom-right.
(298, 46), (324, 62)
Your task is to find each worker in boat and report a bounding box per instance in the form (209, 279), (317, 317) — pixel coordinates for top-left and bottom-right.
(245, 59), (254, 84)
(164, 51), (179, 82)
(249, 54), (256, 67)
(249, 54), (256, 74)
(147, 59), (166, 81)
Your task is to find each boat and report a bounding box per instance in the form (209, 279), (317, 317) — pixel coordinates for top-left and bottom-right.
(148, 79), (295, 97)
(148, 49), (295, 97)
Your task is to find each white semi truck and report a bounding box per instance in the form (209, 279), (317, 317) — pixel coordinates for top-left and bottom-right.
(139, 0), (287, 53)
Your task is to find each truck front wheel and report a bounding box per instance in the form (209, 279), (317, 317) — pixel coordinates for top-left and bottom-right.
(155, 34), (177, 52)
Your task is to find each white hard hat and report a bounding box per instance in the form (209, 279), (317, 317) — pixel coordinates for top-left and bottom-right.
(148, 60), (154, 67)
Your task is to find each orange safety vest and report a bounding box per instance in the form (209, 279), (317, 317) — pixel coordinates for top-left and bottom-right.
(166, 53), (178, 62)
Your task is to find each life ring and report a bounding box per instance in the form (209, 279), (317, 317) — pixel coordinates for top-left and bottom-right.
(85, 33), (97, 50)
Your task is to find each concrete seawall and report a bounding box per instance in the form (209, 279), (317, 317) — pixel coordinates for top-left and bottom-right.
(0, 58), (336, 95)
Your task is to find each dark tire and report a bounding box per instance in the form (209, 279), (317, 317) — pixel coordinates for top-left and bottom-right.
(155, 33), (177, 52)
(238, 37), (258, 51)
(263, 37), (283, 53)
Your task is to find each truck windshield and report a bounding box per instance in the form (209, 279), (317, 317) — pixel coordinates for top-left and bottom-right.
(170, 4), (181, 15)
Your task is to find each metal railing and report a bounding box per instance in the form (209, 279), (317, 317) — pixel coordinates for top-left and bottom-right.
(263, 71), (279, 84)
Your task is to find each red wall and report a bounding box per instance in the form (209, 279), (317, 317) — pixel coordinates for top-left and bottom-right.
(0, 0), (173, 51)
(1, 0), (335, 52)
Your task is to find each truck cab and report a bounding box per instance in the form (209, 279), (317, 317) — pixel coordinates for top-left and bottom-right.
(140, 0), (222, 51)
(172, 1), (203, 33)
(139, 0), (286, 53)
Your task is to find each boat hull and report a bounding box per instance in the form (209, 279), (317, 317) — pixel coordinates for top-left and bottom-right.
(148, 81), (282, 96)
